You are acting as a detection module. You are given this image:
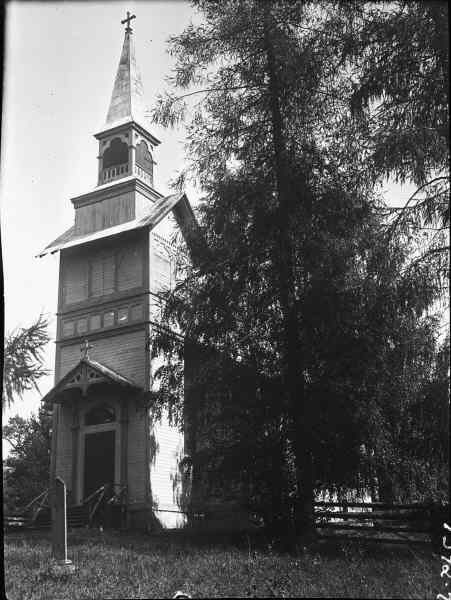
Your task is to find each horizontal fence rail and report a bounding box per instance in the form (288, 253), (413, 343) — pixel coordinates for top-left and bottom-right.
(314, 500), (438, 545)
(5, 493), (447, 550)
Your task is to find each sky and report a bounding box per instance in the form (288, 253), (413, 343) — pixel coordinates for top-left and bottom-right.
(1, 1), (429, 454)
(1, 1), (202, 452)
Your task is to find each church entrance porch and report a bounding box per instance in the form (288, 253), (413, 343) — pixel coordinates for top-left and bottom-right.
(42, 354), (145, 527)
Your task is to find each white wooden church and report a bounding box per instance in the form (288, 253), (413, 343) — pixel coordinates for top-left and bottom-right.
(39, 14), (200, 530)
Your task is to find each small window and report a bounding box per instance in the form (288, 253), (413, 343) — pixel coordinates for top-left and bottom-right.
(85, 403), (116, 426)
(89, 314), (101, 331)
(118, 307), (128, 324)
(62, 321), (75, 337)
(131, 304), (143, 321)
(104, 310), (115, 327)
(77, 318), (88, 335)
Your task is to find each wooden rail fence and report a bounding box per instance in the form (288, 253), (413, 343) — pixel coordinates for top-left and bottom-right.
(314, 500), (447, 546)
(6, 493), (448, 549)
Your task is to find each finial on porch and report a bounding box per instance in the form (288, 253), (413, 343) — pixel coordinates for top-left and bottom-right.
(80, 339), (93, 360)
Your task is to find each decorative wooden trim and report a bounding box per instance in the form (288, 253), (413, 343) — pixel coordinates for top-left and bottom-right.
(65, 362), (107, 396)
(57, 290), (147, 318)
(93, 120), (161, 148)
(56, 321), (146, 347)
(71, 174), (162, 208)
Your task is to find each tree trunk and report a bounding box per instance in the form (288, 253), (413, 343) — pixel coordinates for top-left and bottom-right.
(263, 6), (315, 539)
(377, 467), (397, 503)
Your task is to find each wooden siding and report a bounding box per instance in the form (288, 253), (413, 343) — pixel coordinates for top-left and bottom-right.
(147, 351), (185, 525)
(135, 190), (154, 220)
(127, 404), (148, 504)
(62, 255), (88, 305)
(57, 329), (147, 387)
(149, 412), (184, 511)
(151, 213), (176, 240)
(90, 253), (115, 297)
(74, 191), (135, 235)
(60, 234), (145, 310)
(117, 244), (143, 291)
(149, 230), (175, 295)
(52, 204), (195, 526)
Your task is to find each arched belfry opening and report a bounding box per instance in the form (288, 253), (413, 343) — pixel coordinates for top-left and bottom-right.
(101, 137), (129, 183)
(136, 140), (153, 185)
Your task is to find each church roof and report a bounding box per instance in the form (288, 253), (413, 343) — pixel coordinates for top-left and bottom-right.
(41, 357), (142, 404)
(37, 191), (196, 257)
(104, 25), (148, 131)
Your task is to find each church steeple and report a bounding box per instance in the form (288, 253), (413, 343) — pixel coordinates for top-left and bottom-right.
(95, 12), (160, 188)
(105, 12), (147, 129)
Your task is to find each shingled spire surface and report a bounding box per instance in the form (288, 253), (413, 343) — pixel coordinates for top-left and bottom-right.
(105, 26), (147, 128)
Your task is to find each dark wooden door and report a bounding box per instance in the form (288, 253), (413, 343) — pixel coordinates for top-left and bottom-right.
(84, 430), (115, 499)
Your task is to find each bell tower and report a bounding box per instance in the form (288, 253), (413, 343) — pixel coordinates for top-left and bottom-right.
(95, 11), (160, 188)
(40, 12), (196, 528)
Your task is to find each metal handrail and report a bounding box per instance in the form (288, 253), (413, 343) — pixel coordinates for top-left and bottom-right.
(107, 484), (127, 505)
(89, 488), (106, 524)
(82, 485), (105, 506)
(22, 488), (49, 513)
(30, 490), (50, 523)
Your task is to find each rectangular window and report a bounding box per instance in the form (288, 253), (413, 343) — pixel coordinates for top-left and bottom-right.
(89, 314), (101, 330)
(62, 321), (75, 337)
(89, 253), (115, 298)
(117, 244), (143, 291)
(103, 310), (115, 328)
(117, 307), (129, 324)
(77, 317), (88, 335)
(130, 304), (143, 321)
(63, 259), (88, 304)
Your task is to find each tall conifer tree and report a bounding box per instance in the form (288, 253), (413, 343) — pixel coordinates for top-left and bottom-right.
(151, 0), (448, 531)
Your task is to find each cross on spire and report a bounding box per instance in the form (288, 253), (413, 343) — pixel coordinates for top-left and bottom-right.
(80, 339), (93, 360)
(121, 11), (136, 33)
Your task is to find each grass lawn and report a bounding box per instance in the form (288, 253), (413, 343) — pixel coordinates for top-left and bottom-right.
(4, 529), (441, 599)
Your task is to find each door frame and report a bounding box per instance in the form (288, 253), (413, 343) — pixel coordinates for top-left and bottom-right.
(83, 428), (117, 500)
(76, 403), (121, 503)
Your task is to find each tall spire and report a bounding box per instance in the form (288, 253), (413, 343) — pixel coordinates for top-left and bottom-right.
(105, 12), (147, 128)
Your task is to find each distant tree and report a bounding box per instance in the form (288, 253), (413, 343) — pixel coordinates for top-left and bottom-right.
(2, 314), (50, 410)
(3, 404), (52, 510)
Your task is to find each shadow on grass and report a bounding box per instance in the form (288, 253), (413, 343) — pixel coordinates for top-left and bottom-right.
(59, 526), (434, 561)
